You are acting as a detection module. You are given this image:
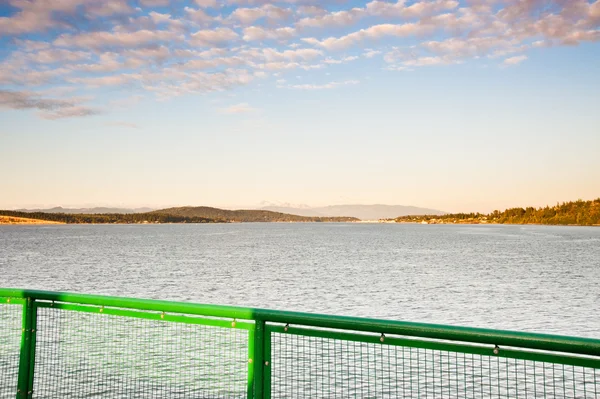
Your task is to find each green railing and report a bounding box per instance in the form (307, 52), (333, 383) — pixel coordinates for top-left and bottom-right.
(1, 288), (599, 398)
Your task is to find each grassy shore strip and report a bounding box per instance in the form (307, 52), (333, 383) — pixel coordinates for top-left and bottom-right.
(0, 215), (64, 225)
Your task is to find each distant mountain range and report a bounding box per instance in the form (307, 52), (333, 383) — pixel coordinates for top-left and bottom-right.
(150, 206), (358, 223)
(16, 206), (155, 214)
(260, 204), (446, 220)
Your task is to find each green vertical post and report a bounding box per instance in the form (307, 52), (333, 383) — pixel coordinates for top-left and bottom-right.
(27, 303), (37, 399)
(263, 326), (272, 399)
(247, 329), (255, 399)
(16, 298), (36, 399)
(251, 319), (265, 399)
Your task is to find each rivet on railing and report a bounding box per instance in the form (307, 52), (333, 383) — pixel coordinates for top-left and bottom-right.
(284, 324), (289, 332)
(265, 361), (269, 366)
(51, 301), (54, 307)
(6, 298), (9, 303)
(161, 312), (165, 319)
(232, 319), (236, 328)
(248, 358), (253, 364)
(493, 345), (500, 355)
(380, 333), (385, 343)
(99, 306), (104, 313)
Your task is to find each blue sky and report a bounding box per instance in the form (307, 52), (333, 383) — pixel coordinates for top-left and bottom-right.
(1, 0), (599, 212)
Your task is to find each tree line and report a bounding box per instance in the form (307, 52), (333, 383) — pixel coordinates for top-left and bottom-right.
(0, 210), (218, 224)
(395, 198), (600, 226)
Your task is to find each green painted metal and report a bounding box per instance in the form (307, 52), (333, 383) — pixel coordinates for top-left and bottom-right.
(1, 288), (599, 358)
(247, 329), (256, 399)
(263, 326), (272, 399)
(26, 304), (37, 399)
(252, 319), (266, 399)
(34, 301), (254, 331)
(266, 325), (600, 370)
(2, 288), (600, 399)
(16, 298), (35, 399)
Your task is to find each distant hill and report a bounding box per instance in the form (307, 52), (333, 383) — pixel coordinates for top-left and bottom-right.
(16, 206), (154, 214)
(153, 206), (358, 222)
(0, 210), (215, 224)
(261, 204), (445, 220)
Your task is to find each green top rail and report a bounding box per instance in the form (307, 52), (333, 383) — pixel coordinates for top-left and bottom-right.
(1, 288), (599, 358)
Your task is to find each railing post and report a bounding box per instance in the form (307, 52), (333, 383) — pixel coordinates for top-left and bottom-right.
(252, 319), (265, 399)
(16, 297), (36, 399)
(248, 319), (271, 399)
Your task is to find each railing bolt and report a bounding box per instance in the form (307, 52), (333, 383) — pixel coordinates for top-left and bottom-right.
(232, 319), (236, 327)
(380, 333), (385, 343)
(99, 307), (104, 313)
(493, 345), (500, 355)
(265, 361), (269, 366)
(248, 358), (253, 363)
(160, 312), (165, 319)
(284, 324), (289, 332)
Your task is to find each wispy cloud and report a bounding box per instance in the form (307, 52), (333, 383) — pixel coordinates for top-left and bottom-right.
(283, 80), (359, 90)
(0, 0), (598, 119)
(503, 55), (528, 66)
(0, 90), (100, 120)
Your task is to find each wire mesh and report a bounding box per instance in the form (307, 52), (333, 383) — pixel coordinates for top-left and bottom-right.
(270, 331), (600, 399)
(0, 301), (22, 399)
(33, 306), (249, 399)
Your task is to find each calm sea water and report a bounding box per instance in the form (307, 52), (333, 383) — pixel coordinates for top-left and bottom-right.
(1, 223), (599, 337)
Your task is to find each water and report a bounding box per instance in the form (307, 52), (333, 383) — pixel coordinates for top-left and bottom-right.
(1, 223), (599, 337)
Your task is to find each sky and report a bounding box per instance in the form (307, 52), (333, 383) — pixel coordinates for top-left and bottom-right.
(0, 0), (599, 213)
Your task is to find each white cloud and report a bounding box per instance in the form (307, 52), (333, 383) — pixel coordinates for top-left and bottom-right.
(296, 8), (365, 29)
(184, 7), (212, 24)
(0, 89), (99, 120)
(303, 23), (428, 50)
(26, 49), (91, 64)
(503, 55), (528, 66)
(2, 0), (599, 120)
(363, 49), (382, 58)
(242, 26), (296, 41)
(85, 0), (134, 17)
(323, 56), (359, 64)
(55, 30), (182, 49)
(284, 80), (359, 90)
(230, 5), (293, 25)
(140, 0), (170, 6)
(191, 27), (239, 46)
(195, 0), (218, 8)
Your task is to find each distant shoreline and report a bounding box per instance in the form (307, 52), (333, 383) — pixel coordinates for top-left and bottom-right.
(0, 216), (64, 225)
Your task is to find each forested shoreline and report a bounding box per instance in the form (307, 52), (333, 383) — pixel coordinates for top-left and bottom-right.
(395, 199), (600, 226)
(0, 210), (217, 224)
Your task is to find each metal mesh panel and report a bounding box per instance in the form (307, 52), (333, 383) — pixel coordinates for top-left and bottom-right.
(33, 307), (249, 399)
(270, 332), (600, 399)
(0, 301), (22, 399)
